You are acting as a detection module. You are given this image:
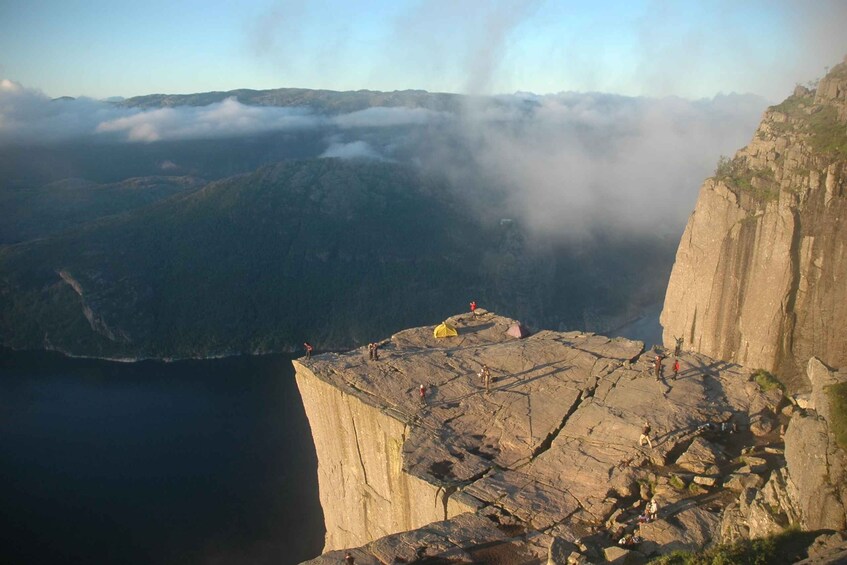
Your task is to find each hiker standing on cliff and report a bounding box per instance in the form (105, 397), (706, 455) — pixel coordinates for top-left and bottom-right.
(345, 551), (355, 565)
(653, 355), (662, 378)
(304, 342), (314, 359)
(372, 342), (379, 361)
(419, 384), (427, 405)
(673, 358), (680, 379)
(648, 498), (659, 521)
(639, 422), (653, 449)
(674, 336), (683, 356)
(470, 300), (477, 315)
(478, 364), (491, 392)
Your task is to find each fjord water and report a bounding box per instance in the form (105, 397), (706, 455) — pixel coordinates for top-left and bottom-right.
(0, 349), (324, 565)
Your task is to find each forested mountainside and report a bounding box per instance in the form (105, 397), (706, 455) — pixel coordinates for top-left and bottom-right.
(1, 158), (672, 359)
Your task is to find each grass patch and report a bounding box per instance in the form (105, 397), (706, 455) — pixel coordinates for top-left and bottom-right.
(826, 382), (847, 450)
(770, 94), (807, 117)
(753, 369), (785, 393)
(669, 475), (685, 490)
(807, 106), (847, 157)
(648, 527), (817, 564)
(713, 156), (779, 203)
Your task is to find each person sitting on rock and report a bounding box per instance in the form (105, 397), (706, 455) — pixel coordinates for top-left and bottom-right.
(720, 420), (737, 433)
(638, 421), (653, 449)
(618, 533), (641, 547)
(345, 551), (355, 565)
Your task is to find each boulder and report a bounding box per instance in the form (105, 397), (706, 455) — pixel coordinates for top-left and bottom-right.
(693, 475), (717, 487)
(742, 456), (769, 474)
(675, 437), (725, 475)
(567, 552), (592, 565)
(548, 536), (578, 565)
(638, 506), (721, 555)
(749, 412), (777, 436)
(806, 532), (847, 560)
(723, 472), (763, 493)
(784, 413), (847, 530)
(806, 357), (847, 420)
(602, 546), (645, 564)
(718, 502), (749, 544)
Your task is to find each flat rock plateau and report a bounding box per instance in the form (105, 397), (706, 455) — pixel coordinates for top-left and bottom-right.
(293, 310), (822, 564)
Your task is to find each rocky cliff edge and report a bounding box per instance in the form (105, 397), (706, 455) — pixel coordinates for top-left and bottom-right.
(292, 311), (836, 563)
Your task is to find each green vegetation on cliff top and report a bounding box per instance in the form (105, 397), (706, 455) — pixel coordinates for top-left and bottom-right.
(650, 528), (818, 565)
(826, 382), (847, 450)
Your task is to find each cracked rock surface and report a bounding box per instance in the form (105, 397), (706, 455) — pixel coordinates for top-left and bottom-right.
(295, 311), (774, 561)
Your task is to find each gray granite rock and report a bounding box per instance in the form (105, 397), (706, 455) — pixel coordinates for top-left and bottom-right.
(295, 312), (780, 558)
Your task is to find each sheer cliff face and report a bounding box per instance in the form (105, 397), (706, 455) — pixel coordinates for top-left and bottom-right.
(662, 59), (847, 390)
(294, 361), (475, 551)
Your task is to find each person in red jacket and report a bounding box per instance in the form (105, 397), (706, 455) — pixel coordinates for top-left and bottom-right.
(470, 300), (477, 315)
(673, 358), (680, 379)
(419, 384), (426, 405)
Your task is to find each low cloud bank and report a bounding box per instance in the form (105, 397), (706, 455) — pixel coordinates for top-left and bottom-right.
(0, 79), (768, 237)
(0, 84), (448, 145)
(450, 92), (767, 237)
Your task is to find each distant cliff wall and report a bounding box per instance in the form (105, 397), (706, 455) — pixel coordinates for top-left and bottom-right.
(661, 58), (847, 390)
(294, 360), (474, 552)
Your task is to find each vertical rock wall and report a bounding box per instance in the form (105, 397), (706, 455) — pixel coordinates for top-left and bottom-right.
(294, 361), (473, 552)
(661, 59), (847, 390)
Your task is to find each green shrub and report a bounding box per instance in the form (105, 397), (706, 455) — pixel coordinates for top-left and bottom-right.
(714, 155), (734, 178)
(648, 527), (816, 564)
(826, 382), (847, 450)
(753, 369), (784, 393)
(669, 475), (685, 490)
(808, 106), (847, 157)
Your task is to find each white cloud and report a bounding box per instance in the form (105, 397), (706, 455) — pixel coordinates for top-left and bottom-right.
(320, 140), (385, 160)
(443, 92), (768, 238)
(95, 97), (322, 142)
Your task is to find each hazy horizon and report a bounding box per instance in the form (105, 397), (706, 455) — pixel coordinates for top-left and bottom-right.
(2, 1), (846, 101)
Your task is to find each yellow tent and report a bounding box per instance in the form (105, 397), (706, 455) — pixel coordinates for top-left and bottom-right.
(433, 322), (458, 338)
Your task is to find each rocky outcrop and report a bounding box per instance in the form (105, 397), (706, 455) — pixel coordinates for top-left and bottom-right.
(718, 356), (847, 544)
(295, 311), (779, 561)
(661, 57), (847, 390)
(783, 358), (847, 531)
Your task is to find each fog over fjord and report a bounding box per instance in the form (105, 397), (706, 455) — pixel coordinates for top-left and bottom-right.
(0, 78), (766, 237)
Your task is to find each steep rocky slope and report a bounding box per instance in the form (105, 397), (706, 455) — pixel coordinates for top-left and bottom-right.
(661, 58), (847, 390)
(295, 311), (805, 562)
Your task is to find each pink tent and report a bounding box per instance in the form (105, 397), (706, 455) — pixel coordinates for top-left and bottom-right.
(506, 322), (531, 338)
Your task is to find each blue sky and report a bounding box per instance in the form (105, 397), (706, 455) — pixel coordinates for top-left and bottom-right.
(1, 0), (845, 100)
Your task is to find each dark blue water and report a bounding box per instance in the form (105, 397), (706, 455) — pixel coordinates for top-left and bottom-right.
(610, 303), (664, 348)
(0, 349), (324, 565)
